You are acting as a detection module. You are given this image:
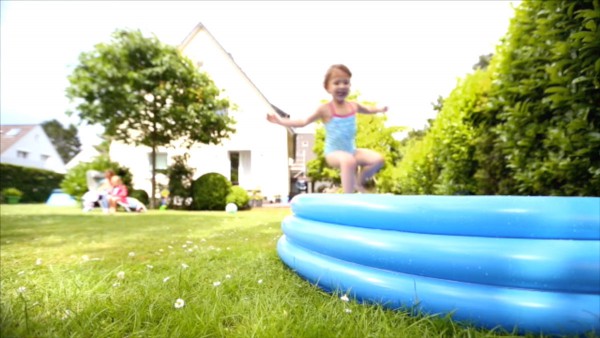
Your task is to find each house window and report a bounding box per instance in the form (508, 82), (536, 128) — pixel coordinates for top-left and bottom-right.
(17, 150), (28, 159)
(229, 151), (239, 185)
(302, 141), (309, 148)
(148, 152), (168, 170)
(40, 154), (50, 162)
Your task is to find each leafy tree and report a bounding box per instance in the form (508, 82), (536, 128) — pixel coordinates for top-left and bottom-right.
(41, 119), (81, 163)
(66, 29), (235, 207)
(306, 92), (404, 192)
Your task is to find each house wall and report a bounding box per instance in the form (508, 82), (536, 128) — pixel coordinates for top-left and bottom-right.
(0, 125), (66, 174)
(110, 27), (291, 202)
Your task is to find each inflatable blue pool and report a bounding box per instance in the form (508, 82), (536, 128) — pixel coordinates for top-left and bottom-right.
(277, 194), (600, 336)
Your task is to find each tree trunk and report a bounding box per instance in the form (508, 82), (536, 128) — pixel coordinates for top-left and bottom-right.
(150, 145), (157, 209)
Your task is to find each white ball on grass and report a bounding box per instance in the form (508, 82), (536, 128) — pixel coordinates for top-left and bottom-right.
(225, 203), (238, 214)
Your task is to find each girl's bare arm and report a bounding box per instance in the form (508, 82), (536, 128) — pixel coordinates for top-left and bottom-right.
(267, 107), (324, 128)
(356, 103), (388, 115)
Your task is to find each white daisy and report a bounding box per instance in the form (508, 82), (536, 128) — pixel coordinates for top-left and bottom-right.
(174, 298), (185, 309)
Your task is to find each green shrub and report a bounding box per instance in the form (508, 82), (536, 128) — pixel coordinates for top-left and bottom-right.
(165, 154), (195, 210)
(0, 163), (64, 203)
(191, 173), (231, 211)
(1, 187), (24, 197)
(226, 186), (250, 210)
(1, 187), (24, 203)
(130, 189), (149, 206)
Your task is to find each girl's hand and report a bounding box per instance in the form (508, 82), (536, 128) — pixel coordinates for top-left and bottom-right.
(266, 113), (280, 124)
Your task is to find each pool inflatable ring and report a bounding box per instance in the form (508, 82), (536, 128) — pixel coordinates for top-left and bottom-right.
(277, 194), (600, 335)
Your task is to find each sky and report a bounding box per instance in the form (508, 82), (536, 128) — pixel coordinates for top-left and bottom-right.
(0, 1), (519, 146)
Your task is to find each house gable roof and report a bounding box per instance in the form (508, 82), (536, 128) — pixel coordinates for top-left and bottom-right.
(179, 23), (291, 120)
(0, 124), (37, 154)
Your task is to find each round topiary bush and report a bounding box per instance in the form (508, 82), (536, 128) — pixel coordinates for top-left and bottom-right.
(226, 186), (250, 210)
(191, 173), (232, 211)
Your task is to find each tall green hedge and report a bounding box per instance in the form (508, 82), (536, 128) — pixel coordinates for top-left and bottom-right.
(0, 163), (64, 203)
(485, 0), (600, 195)
(394, 0), (599, 196)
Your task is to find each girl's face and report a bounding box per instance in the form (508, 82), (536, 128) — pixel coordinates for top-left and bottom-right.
(326, 68), (351, 102)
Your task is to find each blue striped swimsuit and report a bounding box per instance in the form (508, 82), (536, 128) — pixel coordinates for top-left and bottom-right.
(324, 102), (356, 155)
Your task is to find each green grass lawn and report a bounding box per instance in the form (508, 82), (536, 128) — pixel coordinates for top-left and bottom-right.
(0, 205), (556, 337)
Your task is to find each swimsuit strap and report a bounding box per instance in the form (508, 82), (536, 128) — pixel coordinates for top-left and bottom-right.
(329, 101), (356, 118)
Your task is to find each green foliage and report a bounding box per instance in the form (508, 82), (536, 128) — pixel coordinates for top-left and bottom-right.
(0, 163), (64, 203)
(306, 92), (404, 192)
(60, 156), (132, 201)
(388, 69), (491, 195)
(1, 187), (23, 197)
(395, 0), (599, 196)
(433, 69), (492, 195)
(226, 186), (250, 210)
(484, 0), (600, 195)
(66, 29), (236, 205)
(165, 154), (195, 210)
(1, 188), (24, 203)
(191, 173), (231, 211)
(41, 119), (81, 163)
(390, 135), (438, 194)
(130, 189), (149, 206)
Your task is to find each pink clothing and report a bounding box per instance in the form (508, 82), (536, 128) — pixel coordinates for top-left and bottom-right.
(110, 185), (128, 203)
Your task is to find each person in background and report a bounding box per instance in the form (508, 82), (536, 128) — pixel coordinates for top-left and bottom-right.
(82, 169), (114, 212)
(107, 175), (128, 214)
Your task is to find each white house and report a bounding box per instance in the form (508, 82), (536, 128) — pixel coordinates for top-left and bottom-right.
(65, 145), (100, 171)
(109, 23), (294, 201)
(0, 124), (67, 174)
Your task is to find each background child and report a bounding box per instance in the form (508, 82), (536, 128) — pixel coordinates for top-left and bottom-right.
(267, 64), (388, 193)
(108, 175), (128, 213)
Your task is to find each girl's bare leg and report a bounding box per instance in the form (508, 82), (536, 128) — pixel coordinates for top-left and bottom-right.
(355, 149), (385, 192)
(108, 198), (117, 214)
(326, 151), (358, 193)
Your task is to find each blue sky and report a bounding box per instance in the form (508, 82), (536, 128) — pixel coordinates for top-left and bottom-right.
(0, 1), (518, 145)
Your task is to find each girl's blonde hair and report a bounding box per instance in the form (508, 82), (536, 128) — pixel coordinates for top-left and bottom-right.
(323, 64), (352, 89)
